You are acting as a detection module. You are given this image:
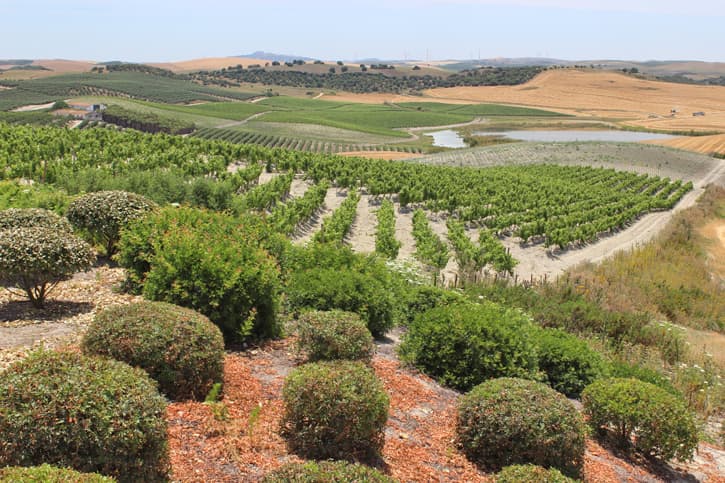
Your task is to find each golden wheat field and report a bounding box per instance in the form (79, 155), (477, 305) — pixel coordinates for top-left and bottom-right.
(645, 133), (725, 154)
(150, 57), (268, 73)
(425, 69), (725, 130)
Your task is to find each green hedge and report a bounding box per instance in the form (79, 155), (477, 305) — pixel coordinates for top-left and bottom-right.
(496, 464), (577, 483)
(0, 351), (169, 482)
(457, 378), (586, 477)
(399, 302), (539, 391)
(582, 378), (698, 461)
(281, 361), (389, 461)
(0, 464), (116, 482)
(262, 460), (396, 482)
(296, 310), (375, 363)
(82, 301), (225, 401)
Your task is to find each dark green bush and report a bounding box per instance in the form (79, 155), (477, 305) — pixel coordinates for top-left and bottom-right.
(496, 464), (577, 483)
(535, 328), (606, 398)
(281, 361), (389, 461)
(82, 301), (225, 401)
(403, 284), (466, 324)
(296, 310), (375, 363)
(0, 464), (115, 482)
(262, 460), (395, 482)
(0, 351), (169, 482)
(581, 378), (698, 461)
(399, 302), (539, 391)
(0, 207), (72, 232)
(286, 268), (395, 337)
(0, 226), (95, 307)
(67, 190), (156, 255)
(118, 207), (282, 342)
(457, 378), (586, 477)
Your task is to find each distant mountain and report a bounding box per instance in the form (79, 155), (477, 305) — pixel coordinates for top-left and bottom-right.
(238, 52), (316, 63)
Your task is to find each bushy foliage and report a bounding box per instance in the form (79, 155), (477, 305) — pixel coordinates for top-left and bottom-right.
(82, 301), (225, 401)
(281, 361), (389, 461)
(403, 284), (466, 324)
(0, 207), (71, 231)
(0, 464), (115, 482)
(607, 360), (679, 395)
(399, 302), (539, 391)
(296, 310), (375, 363)
(582, 378), (698, 461)
(262, 460), (396, 482)
(117, 207), (282, 341)
(0, 181), (70, 213)
(286, 268), (396, 337)
(496, 464), (577, 483)
(0, 226), (94, 307)
(457, 378), (586, 477)
(67, 190), (156, 255)
(0, 351), (169, 482)
(535, 328), (607, 397)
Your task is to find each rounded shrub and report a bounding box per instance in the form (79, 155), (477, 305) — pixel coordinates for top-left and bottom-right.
(399, 302), (539, 391)
(0, 464), (116, 482)
(535, 327), (606, 398)
(0, 207), (72, 232)
(496, 464), (577, 483)
(262, 460), (396, 482)
(117, 207), (282, 342)
(296, 310), (375, 363)
(582, 377), (698, 461)
(0, 350), (169, 482)
(67, 190), (156, 255)
(286, 267), (396, 337)
(0, 226), (95, 307)
(457, 377), (586, 476)
(403, 284), (466, 324)
(82, 301), (225, 401)
(281, 361), (389, 461)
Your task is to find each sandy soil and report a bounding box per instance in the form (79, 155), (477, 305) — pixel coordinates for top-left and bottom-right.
(150, 57), (268, 73)
(394, 202), (417, 260)
(346, 194), (377, 253)
(645, 133), (725, 155)
(31, 59), (95, 73)
(10, 102), (55, 112)
(293, 187), (347, 244)
(425, 70), (725, 129)
(700, 218), (725, 285)
(288, 176), (312, 199)
(338, 151), (419, 160)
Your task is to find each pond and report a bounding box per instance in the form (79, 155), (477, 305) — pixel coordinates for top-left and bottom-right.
(473, 130), (676, 143)
(425, 129), (467, 148)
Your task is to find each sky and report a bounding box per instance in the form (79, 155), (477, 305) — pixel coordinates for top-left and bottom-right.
(1, 0), (724, 63)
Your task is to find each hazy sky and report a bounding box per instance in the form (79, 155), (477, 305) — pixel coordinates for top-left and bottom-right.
(2, 0), (724, 62)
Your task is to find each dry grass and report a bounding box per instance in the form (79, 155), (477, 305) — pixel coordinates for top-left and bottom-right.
(150, 57), (268, 73)
(31, 59), (95, 73)
(425, 70), (725, 130)
(338, 150), (419, 160)
(645, 133), (725, 155)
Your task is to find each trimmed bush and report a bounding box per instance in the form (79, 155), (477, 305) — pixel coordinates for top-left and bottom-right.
(582, 378), (698, 461)
(262, 460), (396, 482)
(399, 302), (539, 391)
(82, 301), (225, 401)
(118, 207), (282, 342)
(535, 328), (606, 398)
(0, 207), (72, 232)
(296, 310), (375, 363)
(457, 378), (586, 476)
(286, 268), (396, 337)
(496, 464), (577, 483)
(0, 350), (169, 482)
(281, 361), (389, 461)
(67, 190), (156, 255)
(0, 464), (115, 482)
(0, 227), (95, 307)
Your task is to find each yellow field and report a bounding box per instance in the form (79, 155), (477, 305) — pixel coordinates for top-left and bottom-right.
(425, 69), (725, 130)
(150, 57), (268, 73)
(645, 134), (725, 155)
(32, 59), (96, 72)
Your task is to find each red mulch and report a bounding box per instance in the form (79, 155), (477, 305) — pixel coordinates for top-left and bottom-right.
(166, 339), (723, 482)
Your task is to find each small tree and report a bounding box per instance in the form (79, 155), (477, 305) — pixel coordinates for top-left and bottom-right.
(0, 227), (95, 307)
(67, 190), (156, 256)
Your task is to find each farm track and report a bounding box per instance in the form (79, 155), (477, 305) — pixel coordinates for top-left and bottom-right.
(216, 110), (270, 128)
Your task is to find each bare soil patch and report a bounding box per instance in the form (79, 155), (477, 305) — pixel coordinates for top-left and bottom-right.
(31, 59), (95, 73)
(150, 57), (268, 73)
(347, 194), (377, 253)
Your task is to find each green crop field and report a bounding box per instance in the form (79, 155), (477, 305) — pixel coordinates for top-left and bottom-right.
(396, 102), (566, 117)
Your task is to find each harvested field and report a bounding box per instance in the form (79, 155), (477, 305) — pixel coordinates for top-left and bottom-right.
(339, 150), (419, 160)
(31, 59), (95, 72)
(425, 70), (725, 130)
(645, 133), (725, 155)
(150, 57), (268, 73)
